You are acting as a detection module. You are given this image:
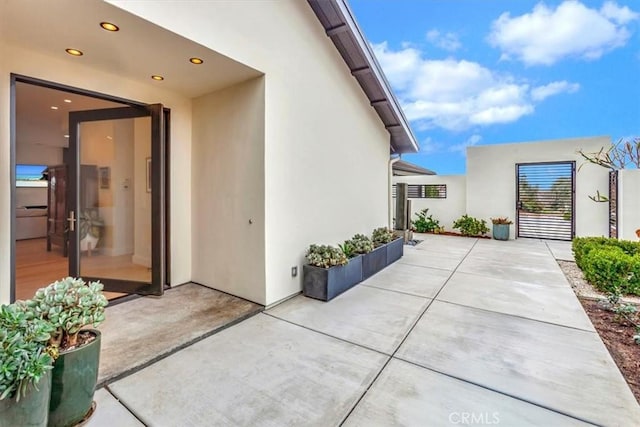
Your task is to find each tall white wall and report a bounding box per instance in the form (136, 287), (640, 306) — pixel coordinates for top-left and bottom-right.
(466, 136), (611, 238)
(0, 41), (192, 303)
(618, 169), (640, 241)
(114, 0), (391, 305)
(392, 175), (466, 232)
(191, 78), (266, 304)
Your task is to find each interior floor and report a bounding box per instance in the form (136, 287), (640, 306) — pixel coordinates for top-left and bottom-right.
(15, 238), (132, 301)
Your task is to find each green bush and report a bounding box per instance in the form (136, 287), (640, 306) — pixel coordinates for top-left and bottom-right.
(412, 209), (441, 233)
(581, 246), (640, 295)
(452, 214), (489, 237)
(573, 237), (640, 269)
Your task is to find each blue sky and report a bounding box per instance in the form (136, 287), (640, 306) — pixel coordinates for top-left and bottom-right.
(349, 0), (640, 174)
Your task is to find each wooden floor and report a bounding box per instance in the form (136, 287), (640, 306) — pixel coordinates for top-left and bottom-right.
(15, 238), (148, 301)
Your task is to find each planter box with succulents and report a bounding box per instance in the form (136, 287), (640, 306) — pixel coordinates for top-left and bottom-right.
(363, 227), (404, 279)
(303, 244), (362, 301)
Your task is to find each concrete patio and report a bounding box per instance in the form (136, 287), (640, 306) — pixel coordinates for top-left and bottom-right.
(87, 234), (639, 426)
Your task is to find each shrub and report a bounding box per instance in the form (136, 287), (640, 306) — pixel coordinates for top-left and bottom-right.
(581, 246), (640, 295)
(412, 209), (441, 233)
(573, 237), (640, 269)
(0, 304), (54, 401)
(372, 227), (395, 247)
(22, 277), (108, 350)
(306, 244), (348, 268)
(346, 234), (373, 255)
(452, 215), (489, 236)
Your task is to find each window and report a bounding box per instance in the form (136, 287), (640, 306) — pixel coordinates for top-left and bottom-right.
(393, 184), (447, 199)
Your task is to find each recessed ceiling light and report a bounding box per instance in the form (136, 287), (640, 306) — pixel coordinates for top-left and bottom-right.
(64, 99), (72, 103)
(189, 57), (204, 65)
(50, 106), (59, 110)
(100, 22), (119, 32)
(65, 48), (83, 56)
(106, 136), (113, 140)
(151, 75), (164, 81)
(64, 135), (69, 138)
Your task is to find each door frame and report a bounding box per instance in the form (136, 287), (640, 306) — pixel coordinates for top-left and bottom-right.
(9, 74), (171, 301)
(515, 160), (576, 241)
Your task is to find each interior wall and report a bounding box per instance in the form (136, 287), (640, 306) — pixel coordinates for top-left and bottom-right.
(0, 41), (193, 303)
(111, 0), (392, 305)
(191, 77), (266, 304)
(466, 136), (611, 238)
(392, 175), (467, 232)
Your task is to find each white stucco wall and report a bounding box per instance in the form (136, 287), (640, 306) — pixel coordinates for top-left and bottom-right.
(191, 78), (266, 304)
(0, 41), (193, 303)
(392, 175), (467, 232)
(618, 169), (640, 241)
(112, 0), (391, 305)
(467, 136), (611, 238)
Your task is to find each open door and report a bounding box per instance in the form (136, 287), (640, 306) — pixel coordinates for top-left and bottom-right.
(68, 105), (165, 295)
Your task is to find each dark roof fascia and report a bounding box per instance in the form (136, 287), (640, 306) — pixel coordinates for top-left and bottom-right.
(307, 0), (419, 154)
(393, 159), (436, 176)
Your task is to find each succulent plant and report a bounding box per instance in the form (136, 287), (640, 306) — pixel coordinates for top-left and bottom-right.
(346, 234), (374, 254)
(490, 217), (513, 225)
(0, 303), (54, 401)
(23, 277), (108, 350)
(372, 227), (395, 247)
(306, 244), (348, 268)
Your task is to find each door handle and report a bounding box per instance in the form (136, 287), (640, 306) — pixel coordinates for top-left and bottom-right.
(67, 211), (76, 232)
(516, 201), (523, 209)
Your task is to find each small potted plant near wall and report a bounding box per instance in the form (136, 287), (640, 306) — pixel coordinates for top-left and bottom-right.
(303, 244), (362, 301)
(23, 278), (108, 427)
(491, 217), (513, 241)
(0, 304), (54, 427)
(79, 209), (104, 255)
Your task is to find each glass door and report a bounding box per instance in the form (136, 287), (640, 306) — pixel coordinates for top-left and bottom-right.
(68, 105), (165, 295)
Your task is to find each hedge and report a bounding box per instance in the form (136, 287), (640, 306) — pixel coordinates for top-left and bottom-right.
(573, 237), (640, 295)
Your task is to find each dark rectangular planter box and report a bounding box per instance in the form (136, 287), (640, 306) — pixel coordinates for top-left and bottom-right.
(386, 237), (404, 265)
(362, 244), (387, 280)
(303, 255), (363, 301)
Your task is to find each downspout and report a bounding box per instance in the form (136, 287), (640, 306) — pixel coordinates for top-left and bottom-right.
(389, 156), (400, 229)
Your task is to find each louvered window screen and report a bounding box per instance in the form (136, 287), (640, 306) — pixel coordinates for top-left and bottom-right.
(392, 184), (446, 199)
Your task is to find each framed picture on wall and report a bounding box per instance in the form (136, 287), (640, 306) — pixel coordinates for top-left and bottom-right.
(99, 167), (110, 189)
(146, 157), (151, 193)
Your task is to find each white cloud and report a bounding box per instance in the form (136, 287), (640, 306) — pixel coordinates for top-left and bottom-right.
(373, 42), (577, 132)
(531, 81), (581, 101)
(426, 29), (461, 51)
(488, 1), (638, 66)
(450, 134), (482, 154)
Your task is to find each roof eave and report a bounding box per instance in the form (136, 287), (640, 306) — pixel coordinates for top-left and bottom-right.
(307, 0), (419, 154)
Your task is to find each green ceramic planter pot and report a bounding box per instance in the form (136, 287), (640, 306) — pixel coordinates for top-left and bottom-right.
(48, 330), (101, 427)
(0, 370), (52, 427)
(492, 223), (510, 241)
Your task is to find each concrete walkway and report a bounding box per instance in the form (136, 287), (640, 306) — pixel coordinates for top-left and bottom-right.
(87, 235), (639, 426)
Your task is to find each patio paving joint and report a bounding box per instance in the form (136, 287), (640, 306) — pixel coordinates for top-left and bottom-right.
(433, 299), (597, 334)
(98, 305), (263, 388)
(393, 358), (601, 427)
(262, 311), (393, 357)
(102, 385), (148, 427)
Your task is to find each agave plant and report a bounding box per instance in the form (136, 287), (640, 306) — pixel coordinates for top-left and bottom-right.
(22, 277), (108, 350)
(0, 304), (54, 401)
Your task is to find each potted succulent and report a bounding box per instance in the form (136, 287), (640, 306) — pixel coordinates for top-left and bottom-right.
(303, 244), (362, 301)
(0, 304), (54, 427)
(23, 278), (108, 427)
(363, 227), (404, 279)
(491, 217), (513, 241)
(79, 209), (104, 254)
